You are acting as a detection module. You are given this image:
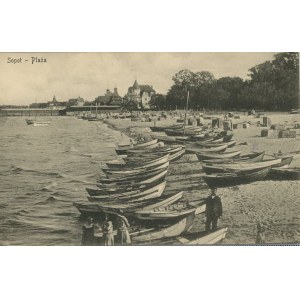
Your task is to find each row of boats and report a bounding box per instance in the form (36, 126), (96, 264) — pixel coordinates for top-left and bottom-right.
(73, 121), (299, 245)
(74, 136), (228, 245)
(149, 123), (300, 184)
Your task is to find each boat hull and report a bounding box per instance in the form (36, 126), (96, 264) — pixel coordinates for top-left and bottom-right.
(175, 228), (228, 245)
(202, 167), (271, 188)
(88, 181), (167, 203)
(132, 212), (195, 243)
(102, 161), (170, 178)
(196, 150), (242, 161)
(268, 167), (300, 180)
(201, 158), (281, 174)
(99, 167), (169, 184)
(202, 151), (265, 164)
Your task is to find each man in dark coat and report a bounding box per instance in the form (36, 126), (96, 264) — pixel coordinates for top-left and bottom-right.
(205, 188), (223, 232)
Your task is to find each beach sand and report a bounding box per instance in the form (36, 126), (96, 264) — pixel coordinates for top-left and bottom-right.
(103, 112), (300, 244)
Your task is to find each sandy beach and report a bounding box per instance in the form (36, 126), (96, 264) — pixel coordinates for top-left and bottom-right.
(103, 112), (300, 244)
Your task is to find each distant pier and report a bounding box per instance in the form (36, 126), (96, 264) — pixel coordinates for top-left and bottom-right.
(0, 105), (122, 117)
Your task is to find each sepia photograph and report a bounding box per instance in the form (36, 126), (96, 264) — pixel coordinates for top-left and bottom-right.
(0, 52), (299, 246)
(1, 1), (299, 299)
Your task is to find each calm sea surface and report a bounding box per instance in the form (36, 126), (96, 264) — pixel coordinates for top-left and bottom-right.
(0, 117), (125, 245)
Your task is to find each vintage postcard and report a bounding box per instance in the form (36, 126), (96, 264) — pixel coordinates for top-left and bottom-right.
(0, 52), (299, 246)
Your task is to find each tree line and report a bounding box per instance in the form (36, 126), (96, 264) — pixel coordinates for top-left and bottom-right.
(149, 52), (299, 112)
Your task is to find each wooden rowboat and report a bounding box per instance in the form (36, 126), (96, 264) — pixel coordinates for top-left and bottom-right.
(86, 180), (165, 199)
(150, 124), (183, 132)
(105, 154), (170, 170)
(164, 128), (202, 136)
(73, 200), (156, 215)
(97, 169), (167, 187)
(186, 144), (229, 154)
(201, 158), (282, 174)
(202, 167), (271, 188)
(87, 181), (167, 203)
(170, 227), (228, 245)
(133, 207), (196, 221)
(133, 199), (206, 221)
(87, 176), (166, 196)
(115, 139), (160, 155)
(271, 156), (293, 168)
(268, 167), (300, 180)
(137, 191), (184, 211)
(118, 139), (158, 149)
(132, 212), (195, 243)
(196, 150), (242, 161)
(123, 148), (185, 163)
(125, 145), (184, 157)
(198, 140), (237, 148)
(98, 167), (169, 184)
(202, 151), (265, 164)
(102, 161), (170, 178)
(150, 134), (186, 144)
(73, 191), (184, 215)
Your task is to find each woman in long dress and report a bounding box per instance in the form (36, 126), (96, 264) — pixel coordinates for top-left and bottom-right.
(116, 215), (131, 245)
(102, 215), (114, 246)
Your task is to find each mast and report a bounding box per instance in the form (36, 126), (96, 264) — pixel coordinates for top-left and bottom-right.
(183, 90), (190, 136)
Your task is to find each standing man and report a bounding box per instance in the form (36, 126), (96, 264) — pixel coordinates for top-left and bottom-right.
(205, 188), (223, 232)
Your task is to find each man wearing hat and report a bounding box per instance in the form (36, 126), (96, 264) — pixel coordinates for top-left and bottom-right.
(205, 188), (223, 232)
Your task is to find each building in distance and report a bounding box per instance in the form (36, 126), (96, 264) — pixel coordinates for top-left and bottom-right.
(94, 88), (122, 106)
(126, 80), (156, 109)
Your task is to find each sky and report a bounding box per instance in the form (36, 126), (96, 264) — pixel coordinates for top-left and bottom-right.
(0, 52), (276, 105)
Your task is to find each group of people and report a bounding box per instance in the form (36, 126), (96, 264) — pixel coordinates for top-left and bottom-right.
(81, 212), (131, 246)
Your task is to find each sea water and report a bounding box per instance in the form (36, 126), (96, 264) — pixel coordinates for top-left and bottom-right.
(0, 117), (125, 245)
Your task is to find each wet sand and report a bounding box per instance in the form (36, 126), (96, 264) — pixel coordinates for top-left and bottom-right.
(103, 112), (300, 244)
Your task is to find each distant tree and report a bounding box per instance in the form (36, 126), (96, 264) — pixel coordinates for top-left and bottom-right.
(247, 52), (299, 110)
(166, 84), (188, 110)
(149, 94), (166, 110)
(172, 69), (196, 89)
(168, 70), (216, 110)
(194, 71), (215, 86)
(192, 71), (216, 109)
(166, 52), (299, 112)
(214, 77), (245, 109)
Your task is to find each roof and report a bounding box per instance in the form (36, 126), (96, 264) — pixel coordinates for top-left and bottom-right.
(139, 85), (155, 93)
(96, 96), (107, 102)
(132, 80), (139, 89)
